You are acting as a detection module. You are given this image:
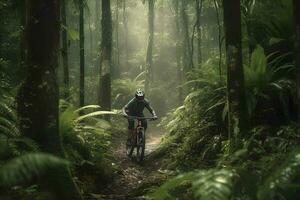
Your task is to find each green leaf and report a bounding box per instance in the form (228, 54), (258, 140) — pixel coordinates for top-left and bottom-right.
(75, 105), (101, 113)
(0, 153), (69, 187)
(75, 111), (118, 122)
(150, 169), (235, 200)
(258, 151), (300, 200)
(62, 25), (79, 41)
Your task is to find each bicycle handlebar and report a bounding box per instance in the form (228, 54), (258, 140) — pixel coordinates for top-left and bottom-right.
(123, 115), (157, 120)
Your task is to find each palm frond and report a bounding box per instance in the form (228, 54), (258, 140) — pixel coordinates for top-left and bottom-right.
(0, 153), (69, 187)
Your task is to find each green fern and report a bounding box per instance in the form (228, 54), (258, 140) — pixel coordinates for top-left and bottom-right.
(258, 151), (300, 200)
(151, 171), (196, 199)
(75, 105), (101, 113)
(244, 45), (294, 117)
(0, 102), (17, 122)
(192, 169), (235, 200)
(151, 169), (235, 200)
(59, 102), (112, 164)
(74, 110), (118, 123)
(0, 117), (20, 137)
(0, 101), (19, 138)
(10, 137), (40, 152)
(0, 153), (69, 187)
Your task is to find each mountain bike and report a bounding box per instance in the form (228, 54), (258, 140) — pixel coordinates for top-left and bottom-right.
(124, 116), (156, 163)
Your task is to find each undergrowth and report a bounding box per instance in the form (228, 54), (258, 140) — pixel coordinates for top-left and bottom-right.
(150, 45), (299, 200)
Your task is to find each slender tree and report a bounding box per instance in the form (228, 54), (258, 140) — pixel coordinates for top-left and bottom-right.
(123, 0), (129, 70)
(159, 0), (165, 37)
(95, 0), (101, 74)
(99, 0), (112, 119)
(174, 0), (183, 104)
(181, 0), (193, 71)
(114, 0), (120, 78)
(197, 0), (203, 67)
(19, 0), (26, 80)
(61, 0), (69, 99)
(191, 0), (203, 69)
(214, 0), (222, 79)
(79, 0), (85, 107)
(17, 1), (82, 199)
(88, 11), (93, 66)
(294, 0), (300, 122)
(223, 0), (248, 152)
(145, 0), (155, 94)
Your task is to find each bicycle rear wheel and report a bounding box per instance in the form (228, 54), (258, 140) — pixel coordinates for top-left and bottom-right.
(136, 130), (145, 163)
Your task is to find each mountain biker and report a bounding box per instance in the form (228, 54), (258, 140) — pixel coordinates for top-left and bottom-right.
(122, 89), (158, 145)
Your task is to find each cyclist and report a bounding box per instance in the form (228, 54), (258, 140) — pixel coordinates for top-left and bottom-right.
(122, 89), (158, 145)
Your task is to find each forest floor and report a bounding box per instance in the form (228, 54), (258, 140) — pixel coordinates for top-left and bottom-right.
(96, 127), (169, 200)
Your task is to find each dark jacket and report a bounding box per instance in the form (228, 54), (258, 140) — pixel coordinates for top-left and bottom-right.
(123, 98), (154, 117)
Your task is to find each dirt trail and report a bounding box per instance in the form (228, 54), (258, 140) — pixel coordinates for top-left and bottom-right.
(100, 128), (166, 200)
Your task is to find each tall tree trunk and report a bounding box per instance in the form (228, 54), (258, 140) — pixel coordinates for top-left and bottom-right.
(95, 0), (101, 75)
(214, 0), (222, 80)
(88, 13), (93, 67)
(123, 0), (129, 70)
(243, 0), (255, 63)
(145, 0), (155, 94)
(181, 0), (193, 72)
(61, 0), (69, 99)
(191, 0), (203, 69)
(174, 0), (183, 104)
(115, 0), (120, 78)
(159, 0), (165, 38)
(19, 0), (26, 81)
(223, 0), (247, 152)
(17, 1), (82, 199)
(79, 0), (85, 107)
(99, 0), (112, 120)
(195, 0), (203, 68)
(294, 0), (300, 123)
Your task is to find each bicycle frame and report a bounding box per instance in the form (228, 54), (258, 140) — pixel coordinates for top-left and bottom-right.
(125, 115), (156, 163)
(136, 120), (144, 135)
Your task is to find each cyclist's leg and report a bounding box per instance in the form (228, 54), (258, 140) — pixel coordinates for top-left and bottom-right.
(127, 119), (135, 145)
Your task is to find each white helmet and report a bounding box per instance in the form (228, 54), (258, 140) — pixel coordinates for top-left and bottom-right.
(135, 89), (145, 100)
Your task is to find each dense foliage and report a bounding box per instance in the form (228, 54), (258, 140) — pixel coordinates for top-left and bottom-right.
(0, 0), (300, 199)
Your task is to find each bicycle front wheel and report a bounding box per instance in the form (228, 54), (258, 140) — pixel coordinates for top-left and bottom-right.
(126, 141), (134, 157)
(136, 130), (145, 163)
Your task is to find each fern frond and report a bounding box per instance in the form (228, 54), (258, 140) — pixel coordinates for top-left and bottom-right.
(0, 153), (69, 187)
(151, 169), (235, 200)
(192, 169), (235, 200)
(0, 117), (20, 137)
(75, 111), (118, 122)
(151, 172), (196, 200)
(0, 125), (19, 138)
(75, 105), (101, 113)
(0, 103), (17, 122)
(10, 137), (40, 152)
(258, 151), (300, 200)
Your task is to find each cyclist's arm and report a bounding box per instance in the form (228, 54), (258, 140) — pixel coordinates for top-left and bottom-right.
(122, 106), (128, 116)
(122, 100), (131, 116)
(122, 99), (133, 115)
(145, 101), (157, 117)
